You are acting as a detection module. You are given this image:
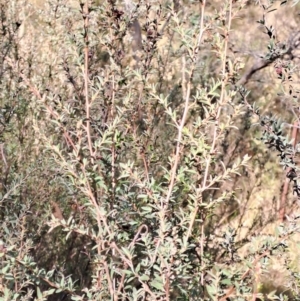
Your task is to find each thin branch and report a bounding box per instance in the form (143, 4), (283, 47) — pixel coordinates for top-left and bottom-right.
(165, 0), (207, 207)
(199, 0), (233, 287)
(83, 0), (94, 160)
(237, 31), (300, 86)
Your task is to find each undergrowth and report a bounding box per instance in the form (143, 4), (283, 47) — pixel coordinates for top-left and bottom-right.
(1, 0), (300, 300)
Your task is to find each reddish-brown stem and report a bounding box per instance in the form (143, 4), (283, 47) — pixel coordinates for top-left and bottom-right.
(83, 0), (93, 160)
(165, 0), (207, 207)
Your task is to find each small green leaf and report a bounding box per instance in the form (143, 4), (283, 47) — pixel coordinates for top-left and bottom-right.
(37, 287), (42, 299)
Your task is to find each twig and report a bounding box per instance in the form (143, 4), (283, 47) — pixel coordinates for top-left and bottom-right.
(0, 143), (7, 168)
(165, 0), (207, 207)
(237, 57), (274, 86)
(83, 0), (94, 161)
(237, 31), (300, 86)
(198, 0), (233, 287)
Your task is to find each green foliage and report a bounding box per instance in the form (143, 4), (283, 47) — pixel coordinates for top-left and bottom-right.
(1, 0), (300, 300)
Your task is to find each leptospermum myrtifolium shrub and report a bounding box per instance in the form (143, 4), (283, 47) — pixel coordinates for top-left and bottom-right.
(2, 0), (300, 300)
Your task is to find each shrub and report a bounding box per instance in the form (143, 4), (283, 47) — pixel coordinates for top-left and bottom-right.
(1, 0), (300, 300)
